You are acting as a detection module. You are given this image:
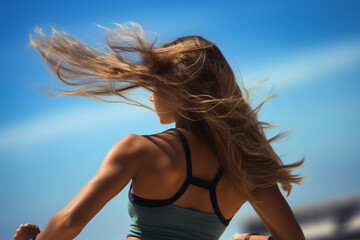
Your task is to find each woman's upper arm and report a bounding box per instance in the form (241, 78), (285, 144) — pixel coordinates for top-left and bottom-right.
(249, 184), (306, 240)
(58, 134), (145, 229)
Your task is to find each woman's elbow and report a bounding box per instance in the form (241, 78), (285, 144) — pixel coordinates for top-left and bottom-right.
(55, 211), (84, 235)
(283, 226), (306, 240)
(270, 223), (306, 240)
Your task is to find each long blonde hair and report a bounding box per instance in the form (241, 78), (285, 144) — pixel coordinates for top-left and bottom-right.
(29, 22), (305, 203)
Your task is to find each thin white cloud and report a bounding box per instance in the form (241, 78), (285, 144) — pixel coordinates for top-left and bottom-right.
(0, 101), (150, 152)
(1, 38), (359, 152)
(241, 38), (360, 91)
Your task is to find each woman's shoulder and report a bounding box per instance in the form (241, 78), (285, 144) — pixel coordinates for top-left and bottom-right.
(117, 133), (157, 156)
(118, 130), (176, 159)
(106, 133), (161, 179)
(127, 130), (185, 170)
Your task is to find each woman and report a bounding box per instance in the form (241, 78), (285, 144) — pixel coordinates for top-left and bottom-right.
(14, 22), (306, 240)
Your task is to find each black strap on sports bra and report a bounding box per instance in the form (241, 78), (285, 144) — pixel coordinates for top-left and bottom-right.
(128, 127), (233, 226)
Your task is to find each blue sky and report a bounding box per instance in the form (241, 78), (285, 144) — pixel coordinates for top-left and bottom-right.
(1, 0), (360, 239)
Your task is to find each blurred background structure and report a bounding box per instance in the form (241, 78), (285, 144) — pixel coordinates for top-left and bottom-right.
(243, 194), (360, 239)
(1, 1), (359, 240)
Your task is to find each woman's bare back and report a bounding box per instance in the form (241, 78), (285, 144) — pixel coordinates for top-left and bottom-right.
(125, 127), (247, 240)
